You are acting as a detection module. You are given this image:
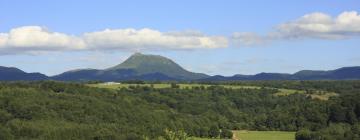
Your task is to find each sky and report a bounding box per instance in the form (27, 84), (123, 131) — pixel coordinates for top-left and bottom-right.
(0, 0), (359, 76)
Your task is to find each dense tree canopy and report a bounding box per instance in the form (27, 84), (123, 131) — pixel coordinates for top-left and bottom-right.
(0, 80), (359, 139)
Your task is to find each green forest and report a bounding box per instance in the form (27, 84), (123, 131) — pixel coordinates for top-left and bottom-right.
(0, 80), (359, 140)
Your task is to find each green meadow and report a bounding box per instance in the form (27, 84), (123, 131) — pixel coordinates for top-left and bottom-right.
(88, 83), (261, 89)
(191, 131), (295, 140)
(233, 130), (295, 140)
(88, 83), (336, 100)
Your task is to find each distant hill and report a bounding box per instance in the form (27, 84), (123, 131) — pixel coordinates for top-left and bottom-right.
(1, 53), (360, 81)
(52, 69), (136, 81)
(200, 66), (360, 81)
(53, 53), (208, 81)
(0, 66), (48, 81)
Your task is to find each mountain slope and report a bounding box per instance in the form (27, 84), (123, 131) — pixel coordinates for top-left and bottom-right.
(52, 69), (138, 81)
(326, 66), (360, 79)
(2, 54), (360, 81)
(53, 53), (209, 81)
(0, 66), (48, 81)
(108, 53), (208, 80)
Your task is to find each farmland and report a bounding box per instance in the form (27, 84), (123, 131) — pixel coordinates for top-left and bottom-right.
(88, 83), (337, 100)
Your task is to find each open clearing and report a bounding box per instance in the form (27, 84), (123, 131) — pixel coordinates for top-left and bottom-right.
(88, 83), (337, 100)
(88, 83), (261, 90)
(191, 131), (295, 140)
(191, 137), (222, 140)
(233, 130), (295, 140)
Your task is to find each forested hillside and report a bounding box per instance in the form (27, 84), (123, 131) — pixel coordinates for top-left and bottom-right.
(0, 81), (359, 140)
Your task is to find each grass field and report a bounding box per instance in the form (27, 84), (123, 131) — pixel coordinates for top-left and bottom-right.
(233, 130), (295, 140)
(190, 137), (223, 140)
(87, 83), (261, 90)
(88, 83), (171, 89)
(88, 83), (336, 100)
(274, 88), (305, 96)
(191, 131), (295, 140)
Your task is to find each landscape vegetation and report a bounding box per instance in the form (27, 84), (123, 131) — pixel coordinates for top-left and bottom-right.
(0, 80), (359, 140)
(0, 53), (360, 140)
(1, 1), (359, 139)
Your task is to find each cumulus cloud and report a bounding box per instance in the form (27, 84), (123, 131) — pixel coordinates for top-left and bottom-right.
(83, 28), (227, 51)
(0, 26), (85, 54)
(0, 26), (228, 55)
(232, 11), (360, 45)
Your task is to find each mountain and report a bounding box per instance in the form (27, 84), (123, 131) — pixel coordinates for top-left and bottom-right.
(200, 66), (360, 81)
(293, 70), (330, 80)
(251, 73), (292, 80)
(52, 68), (137, 81)
(327, 66), (360, 79)
(108, 53), (208, 80)
(0, 66), (48, 81)
(1, 53), (360, 81)
(53, 53), (209, 81)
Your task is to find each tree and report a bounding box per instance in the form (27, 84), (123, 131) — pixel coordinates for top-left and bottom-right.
(0, 126), (14, 140)
(163, 129), (189, 140)
(295, 129), (312, 140)
(199, 127), (209, 138)
(208, 125), (219, 138)
(171, 83), (179, 88)
(220, 129), (232, 139)
(329, 105), (347, 122)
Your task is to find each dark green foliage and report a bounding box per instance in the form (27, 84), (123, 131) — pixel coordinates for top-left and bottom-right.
(220, 129), (232, 139)
(295, 123), (360, 140)
(0, 81), (359, 139)
(295, 129), (312, 140)
(291, 81), (360, 140)
(208, 125), (219, 138)
(0, 125), (14, 140)
(170, 83), (179, 88)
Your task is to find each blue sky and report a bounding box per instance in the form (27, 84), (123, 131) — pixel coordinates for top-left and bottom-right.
(0, 0), (359, 76)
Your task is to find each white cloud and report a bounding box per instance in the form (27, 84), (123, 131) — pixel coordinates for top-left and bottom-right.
(232, 11), (360, 45)
(0, 26), (85, 54)
(83, 28), (227, 51)
(0, 26), (228, 55)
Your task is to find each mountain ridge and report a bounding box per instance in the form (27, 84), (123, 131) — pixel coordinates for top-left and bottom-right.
(1, 53), (360, 81)
(0, 66), (48, 81)
(200, 66), (360, 81)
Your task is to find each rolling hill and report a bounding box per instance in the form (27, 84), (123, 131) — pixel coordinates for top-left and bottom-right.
(201, 66), (360, 81)
(0, 66), (48, 81)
